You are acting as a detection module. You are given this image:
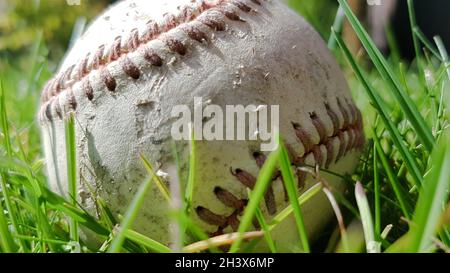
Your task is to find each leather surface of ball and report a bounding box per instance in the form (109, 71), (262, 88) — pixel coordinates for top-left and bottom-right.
(38, 0), (364, 251)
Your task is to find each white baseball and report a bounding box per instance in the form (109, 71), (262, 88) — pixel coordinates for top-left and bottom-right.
(39, 0), (364, 251)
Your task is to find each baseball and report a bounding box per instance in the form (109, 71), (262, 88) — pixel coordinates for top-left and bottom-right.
(38, 0), (364, 251)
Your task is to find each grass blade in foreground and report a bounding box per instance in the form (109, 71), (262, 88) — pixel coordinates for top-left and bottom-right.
(278, 138), (310, 252)
(269, 183), (323, 230)
(407, 0), (425, 85)
(0, 82), (24, 250)
(254, 206), (277, 253)
(373, 130), (412, 219)
(328, 6), (345, 50)
(412, 27), (443, 61)
(434, 36), (450, 81)
(184, 231), (263, 253)
(124, 229), (171, 253)
(337, 0), (434, 153)
(0, 194), (17, 252)
(141, 154), (171, 202)
(333, 28), (423, 188)
(373, 144), (381, 241)
(64, 113), (78, 243)
(41, 187), (110, 236)
(355, 182), (380, 253)
(409, 132), (450, 252)
(108, 178), (154, 253)
(229, 146), (280, 253)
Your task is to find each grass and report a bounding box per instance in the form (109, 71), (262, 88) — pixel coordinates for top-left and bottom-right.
(64, 113), (78, 243)
(229, 140), (281, 253)
(0, 0), (449, 253)
(108, 175), (154, 253)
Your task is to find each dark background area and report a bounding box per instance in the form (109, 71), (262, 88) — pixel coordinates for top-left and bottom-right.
(392, 0), (450, 60)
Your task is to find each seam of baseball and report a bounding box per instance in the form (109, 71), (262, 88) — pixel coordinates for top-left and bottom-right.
(39, 0), (264, 122)
(196, 98), (365, 233)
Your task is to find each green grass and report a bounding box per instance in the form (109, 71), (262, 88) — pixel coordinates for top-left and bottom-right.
(108, 175), (154, 253)
(0, 1), (449, 253)
(64, 113), (78, 243)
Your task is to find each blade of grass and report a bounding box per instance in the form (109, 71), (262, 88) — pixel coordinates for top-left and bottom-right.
(434, 36), (450, 81)
(333, 28), (424, 188)
(254, 205), (277, 253)
(0, 194), (17, 252)
(337, 0), (435, 153)
(328, 6), (345, 50)
(108, 177), (154, 253)
(41, 187), (109, 236)
(407, 0), (426, 86)
(140, 154), (171, 202)
(173, 211), (221, 253)
(372, 130), (412, 219)
(0, 90), (25, 250)
(184, 231), (263, 253)
(355, 182), (380, 253)
(412, 27), (443, 62)
(323, 186), (349, 252)
(0, 173), (23, 251)
(269, 183), (323, 229)
(96, 197), (117, 230)
(229, 144), (280, 253)
(13, 234), (68, 245)
(124, 229), (171, 253)
(185, 127), (196, 212)
(278, 138), (310, 252)
(409, 132), (450, 252)
(373, 143), (381, 241)
(64, 113), (78, 243)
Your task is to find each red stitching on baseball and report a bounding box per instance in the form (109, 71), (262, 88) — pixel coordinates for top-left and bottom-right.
(82, 78), (94, 101)
(232, 0), (252, 12)
(92, 45), (106, 70)
(164, 37), (187, 55)
(218, 6), (245, 22)
(310, 111), (328, 143)
(40, 0), (266, 121)
(121, 57), (141, 79)
(127, 28), (140, 51)
(197, 102), (365, 231)
(108, 36), (123, 62)
(325, 102), (340, 135)
(198, 15), (226, 31)
(214, 187), (247, 210)
(101, 68), (117, 92)
(142, 46), (164, 67)
(67, 89), (77, 111)
(196, 206), (228, 227)
(181, 24), (208, 43)
(54, 97), (63, 119)
(77, 54), (90, 81)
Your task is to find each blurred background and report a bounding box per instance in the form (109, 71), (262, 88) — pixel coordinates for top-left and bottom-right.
(0, 0), (111, 70)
